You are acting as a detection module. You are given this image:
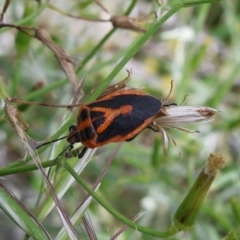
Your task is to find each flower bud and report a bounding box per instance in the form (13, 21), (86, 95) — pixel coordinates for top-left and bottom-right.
(111, 15), (146, 33)
(172, 153), (225, 230)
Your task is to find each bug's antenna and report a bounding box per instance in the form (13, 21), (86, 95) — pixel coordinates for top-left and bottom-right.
(160, 80), (178, 108)
(162, 80), (174, 103)
(46, 144), (72, 178)
(35, 135), (69, 149)
(179, 94), (189, 105)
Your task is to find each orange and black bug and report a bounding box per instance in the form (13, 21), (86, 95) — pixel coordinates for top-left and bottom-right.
(66, 88), (162, 157)
(36, 72), (171, 158)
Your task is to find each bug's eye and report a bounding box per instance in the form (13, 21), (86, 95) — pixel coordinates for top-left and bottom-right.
(69, 125), (77, 133)
(74, 132), (81, 142)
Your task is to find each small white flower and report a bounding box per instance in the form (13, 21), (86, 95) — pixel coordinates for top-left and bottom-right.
(149, 106), (218, 155)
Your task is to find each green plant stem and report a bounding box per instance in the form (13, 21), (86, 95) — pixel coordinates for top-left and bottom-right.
(76, 0), (138, 75)
(3, 119), (71, 170)
(88, 1), (182, 102)
(182, 0), (221, 7)
(0, 160), (59, 177)
(63, 161), (178, 238)
(76, 28), (115, 74)
(0, 79), (9, 100)
(89, 0), (222, 102)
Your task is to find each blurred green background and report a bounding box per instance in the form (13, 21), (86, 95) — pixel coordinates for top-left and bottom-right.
(0, 0), (240, 239)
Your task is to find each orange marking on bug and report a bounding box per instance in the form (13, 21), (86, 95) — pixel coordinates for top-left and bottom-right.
(96, 105), (133, 134)
(65, 88), (162, 157)
(82, 138), (97, 148)
(36, 76), (167, 160)
(78, 119), (92, 131)
(94, 115), (156, 146)
(120, 105), (132, 114)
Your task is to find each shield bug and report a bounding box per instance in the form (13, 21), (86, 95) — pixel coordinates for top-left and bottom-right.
(67, 88), (162, 157)
(36, 76), (217, 159)
(36, 72), (164, 158)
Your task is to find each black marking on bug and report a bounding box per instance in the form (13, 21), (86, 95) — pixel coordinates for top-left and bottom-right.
(95, 94), (162, 143)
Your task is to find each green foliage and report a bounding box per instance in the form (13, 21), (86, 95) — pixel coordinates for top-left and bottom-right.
(0, 0), (239, 239)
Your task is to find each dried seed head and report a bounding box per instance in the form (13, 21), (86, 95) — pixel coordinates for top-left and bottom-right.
(149, 106), (218, 154)
(154, 106), (217, 125)
(205, 152), (225, 176)
(111, 15), (146, 33)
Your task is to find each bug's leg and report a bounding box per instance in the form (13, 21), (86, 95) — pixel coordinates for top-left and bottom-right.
(163, 102), (178, 107)
(148, 125), (159, 132)
(78, 147), (88, 158)
(65, 144), (73, 158)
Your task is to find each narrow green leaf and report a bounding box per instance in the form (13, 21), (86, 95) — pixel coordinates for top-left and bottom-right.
(0, 183), (51, 240)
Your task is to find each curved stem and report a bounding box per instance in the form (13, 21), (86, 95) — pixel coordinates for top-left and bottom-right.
(89, 4), (180, 102)
(76, 0), (138, 74)
(64, 161), (179, 238)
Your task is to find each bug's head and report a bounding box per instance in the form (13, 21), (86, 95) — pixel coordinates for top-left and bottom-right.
(67, 125), (81, 144)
